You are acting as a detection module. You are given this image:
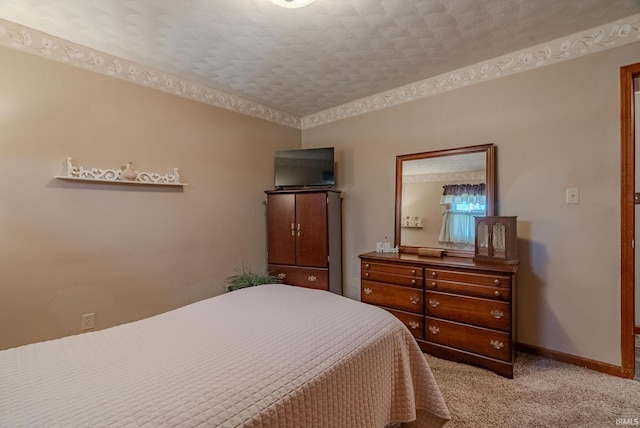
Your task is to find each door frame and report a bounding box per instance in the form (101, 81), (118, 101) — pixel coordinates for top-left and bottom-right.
(621, 62), (639, 379)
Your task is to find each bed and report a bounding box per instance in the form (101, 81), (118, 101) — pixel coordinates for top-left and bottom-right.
(0, 284), (450, 427)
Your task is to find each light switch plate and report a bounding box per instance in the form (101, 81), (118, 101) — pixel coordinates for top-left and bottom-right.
(566, 187), (579, 204)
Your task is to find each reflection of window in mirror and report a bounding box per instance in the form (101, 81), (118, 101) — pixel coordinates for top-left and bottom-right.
(438, 183), (486, 247)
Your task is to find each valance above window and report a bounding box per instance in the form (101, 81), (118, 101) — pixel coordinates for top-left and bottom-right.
(440, 183), (486, 206)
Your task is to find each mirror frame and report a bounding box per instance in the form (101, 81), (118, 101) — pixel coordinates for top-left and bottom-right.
(394, 143), (496, 258)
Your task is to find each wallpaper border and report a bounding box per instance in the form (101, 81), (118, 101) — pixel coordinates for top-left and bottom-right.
(0, 18), (300, 129)
(301, 13), (640, 129)
(1, 14), (639, 130)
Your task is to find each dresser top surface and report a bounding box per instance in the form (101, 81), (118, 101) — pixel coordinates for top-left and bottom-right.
(359, 251), (518, 273)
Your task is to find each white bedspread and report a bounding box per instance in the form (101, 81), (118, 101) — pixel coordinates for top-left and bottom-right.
(0, 284), (450, 427)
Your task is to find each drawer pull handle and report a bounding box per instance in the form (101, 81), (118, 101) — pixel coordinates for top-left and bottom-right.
(409, 295), (420, 305)
(290, 223), (295, 236)
(365, 263), (370, 268)
(494, 290), (501, 297)
(431, 281), (437, 288)
(408, 321), (420, 330)
(277, 273), (287, 280)
(431, 271), (437, 278)
(364, 272), (370, 278)
(491, 310), (504, 319)
(411, 279), (416, 285)
(494, 279), (501, 285)
(307, 276), (317, 282)
(428, 325), (440, 335)
(363, 287), (373, 295)
(429, 299), (440, 308)
(411, 269), (416, 275)
(490, 340), (505, 350)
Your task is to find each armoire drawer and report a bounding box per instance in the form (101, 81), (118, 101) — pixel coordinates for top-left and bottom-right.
(361, 261), (422, 288)
(268, 265), (328, 290)
(425, 268), (511, 288)
(425, 291), (510, 331)
(385, 308), (424, 339)
(425, 317), (511, 361)
(425, 278), (510, 301)
(361, 280), (423, 314)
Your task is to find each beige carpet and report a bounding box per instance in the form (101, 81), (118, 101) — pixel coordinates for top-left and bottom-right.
(425, 353), (640, 428)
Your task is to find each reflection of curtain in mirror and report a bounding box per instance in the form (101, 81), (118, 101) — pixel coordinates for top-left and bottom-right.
(438, 184), (486, 245)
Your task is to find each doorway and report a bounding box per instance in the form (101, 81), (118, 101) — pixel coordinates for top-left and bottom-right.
(621, 62), (640, 380)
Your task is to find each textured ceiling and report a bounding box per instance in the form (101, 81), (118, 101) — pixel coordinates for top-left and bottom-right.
(1, 0), (640, 118)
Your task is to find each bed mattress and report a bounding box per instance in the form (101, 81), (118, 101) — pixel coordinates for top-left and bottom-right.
(0, 284), (450, 427)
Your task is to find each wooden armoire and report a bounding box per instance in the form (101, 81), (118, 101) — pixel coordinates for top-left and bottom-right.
(265, 189), (342, 294)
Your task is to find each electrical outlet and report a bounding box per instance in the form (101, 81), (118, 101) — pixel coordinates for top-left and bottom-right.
(82, 313), (95, 330)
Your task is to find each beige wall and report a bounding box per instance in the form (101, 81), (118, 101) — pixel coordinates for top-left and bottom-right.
(3, 35), (638, 368)
(0, 46), (299, 350)
(303, 41), (640, 366)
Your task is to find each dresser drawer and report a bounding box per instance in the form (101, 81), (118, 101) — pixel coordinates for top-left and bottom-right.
(425, 291), (510, 331)
(425, 317), (511, 361)
(361, 261), (422, 288)
(268, 265), (328, 290)
(361, 280), (423, 314)
(425, 268), (511, 288)
(361, 261), (421, 277)
(425, 279), (510, 301)
(361, 270), (422, 288)
(386, 308), (424, 339)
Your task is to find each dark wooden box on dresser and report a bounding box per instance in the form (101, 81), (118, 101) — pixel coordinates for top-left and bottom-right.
(360, 251), (518, 378)
(266, 189), (342, 294)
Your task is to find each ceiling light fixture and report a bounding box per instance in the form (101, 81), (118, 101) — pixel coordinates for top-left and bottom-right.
(270, 0), (315, 8)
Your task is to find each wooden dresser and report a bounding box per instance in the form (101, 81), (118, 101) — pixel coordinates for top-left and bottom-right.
(359, 251), (518, 378)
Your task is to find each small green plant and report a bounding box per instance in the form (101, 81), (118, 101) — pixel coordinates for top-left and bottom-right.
(224, 265), (281, 292)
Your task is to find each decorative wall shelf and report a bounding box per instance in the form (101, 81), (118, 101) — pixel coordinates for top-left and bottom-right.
(401, 216), (422, 228)
(55, 157), (187, 186)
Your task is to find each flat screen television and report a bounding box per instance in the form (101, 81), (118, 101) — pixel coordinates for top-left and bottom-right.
(274, 147), (335, 188)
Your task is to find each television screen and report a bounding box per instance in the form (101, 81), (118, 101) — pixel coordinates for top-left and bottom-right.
(274, 147), (335, 188)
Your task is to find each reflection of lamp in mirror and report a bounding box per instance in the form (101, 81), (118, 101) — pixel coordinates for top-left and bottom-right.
(473, 216), (518, 264)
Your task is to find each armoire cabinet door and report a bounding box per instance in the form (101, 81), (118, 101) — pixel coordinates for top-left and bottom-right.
(267, 193), (296, 265)
(295, 193), (328, 267)
(267, 192), (329, 268)
(296, 193), (329, 267)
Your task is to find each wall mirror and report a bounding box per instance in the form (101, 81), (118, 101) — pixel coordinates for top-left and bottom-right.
(394, 144), (496, 257)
